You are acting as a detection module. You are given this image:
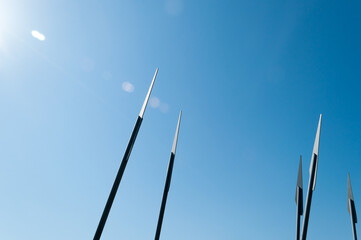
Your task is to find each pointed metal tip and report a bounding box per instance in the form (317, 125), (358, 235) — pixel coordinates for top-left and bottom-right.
(312, 114), (322, 156)
(309, 114), (322, 190)
(348, 173), (354, 201)
(171, 111), (182, 155)
(297, 156), (303, 189)
(295, 155), (304, 208)
(139, 68), (159, 118)
(347, 173), (357, 223)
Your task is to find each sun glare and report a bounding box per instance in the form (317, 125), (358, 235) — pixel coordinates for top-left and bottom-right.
(31, 30), (46, 41)
(0, 12), (7, 52)
(0, 4), (16, 53)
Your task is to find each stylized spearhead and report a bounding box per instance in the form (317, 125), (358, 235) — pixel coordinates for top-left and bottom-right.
(310, 114), (322, 190)
(94, 68), (159, 240)
(295, 156), (303, 215)
(139, 68), (159, 118)
(171, 111), (182, 155)
(154, 111), (182, 240)
(348, 173), (358, 223)
(300, 114), (323, 240)
(297, 156), (303, 190)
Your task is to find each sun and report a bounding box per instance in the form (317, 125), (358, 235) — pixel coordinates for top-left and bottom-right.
(0, 1), (24, 53)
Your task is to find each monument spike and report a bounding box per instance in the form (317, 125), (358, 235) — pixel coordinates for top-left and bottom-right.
(348, 173), (358, 240)
(300, 114), (322, 240)
(94, 68), (159, 240)
(154, 111), (182, 240)
(295, 156), (303, 240)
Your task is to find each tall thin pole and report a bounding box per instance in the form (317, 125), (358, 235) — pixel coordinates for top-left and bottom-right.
(348, 173), (358, 240)
(300, 114), (322, 240)
(94, 68), (159, 240)
(295, 156), (303, 240)
(154, 111), (182, 240)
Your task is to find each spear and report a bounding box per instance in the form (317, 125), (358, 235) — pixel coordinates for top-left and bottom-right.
(154, 111), (182, 240)
(295, 156), (303, 240)
(348, 173), (358, 240)
(300, 114), (322, 240)
(94, 68), (159, 240)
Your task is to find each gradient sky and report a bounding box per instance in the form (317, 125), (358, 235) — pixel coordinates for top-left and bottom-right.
(1, 0), (361, 239)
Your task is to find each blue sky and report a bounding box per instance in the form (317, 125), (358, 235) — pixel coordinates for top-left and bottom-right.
(1, 0), (361, 239)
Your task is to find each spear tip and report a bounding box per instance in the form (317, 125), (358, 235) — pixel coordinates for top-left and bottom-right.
(171, 111), (182, 155)
(297, 155), (303, 189)
(310, 114), (322, 190)
(139, 68), (159, 118)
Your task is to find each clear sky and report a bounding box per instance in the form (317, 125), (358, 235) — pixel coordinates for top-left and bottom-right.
(1, 0), (361, 239)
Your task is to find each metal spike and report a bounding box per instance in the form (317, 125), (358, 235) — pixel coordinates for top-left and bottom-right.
(348, 173), (358, 220)
(139, 68), (158, 118)
(297, 156), (303, 189)
(171, 111), (182, 154)
(348, 173), (355, 203)
(295, 155), (303, 212)
(310, 114), (322, 190)
(295, 156), (303, 240)
(300, 115), (322, 240)
(94, 69), (158, 240)
(348, 173), (358, 240)
(154, 111), (182, 240)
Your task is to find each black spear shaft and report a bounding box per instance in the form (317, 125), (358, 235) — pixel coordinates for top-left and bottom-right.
(350, 204), (358, 240)
(155, 153), (175, 240)
(296, 192), (301, 240)
(348, 173), (358, 240)
(295, 156), (303, 240)
(154, 111), (182, 240)
(94, 68), (158, 240)
(300, 153), (316, 240)
(301, 114), (322, 240)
